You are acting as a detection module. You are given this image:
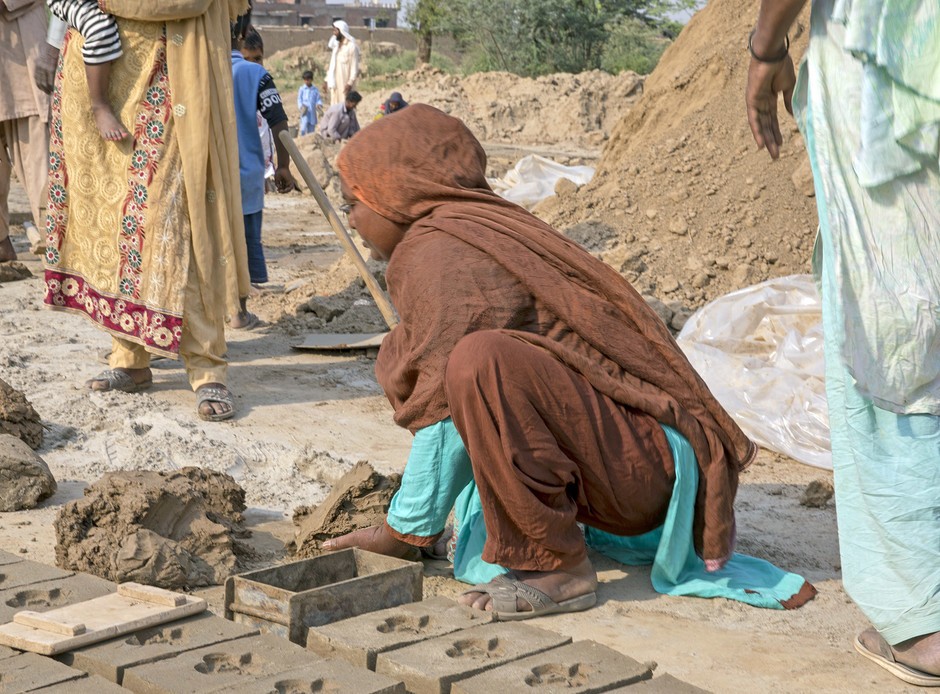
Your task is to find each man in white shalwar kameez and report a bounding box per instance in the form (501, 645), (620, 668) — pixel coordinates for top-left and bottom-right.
(326, 19), (360, 107)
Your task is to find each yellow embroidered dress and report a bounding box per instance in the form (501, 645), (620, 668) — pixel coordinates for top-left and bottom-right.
(44, 0), (249, 360)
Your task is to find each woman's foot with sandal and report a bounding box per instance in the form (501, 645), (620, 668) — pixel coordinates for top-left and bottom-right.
(458, 555), (598, 620)
(196, 382), (235, 422)
(85, 367), (153, 393)
(855, 628), (940, 686)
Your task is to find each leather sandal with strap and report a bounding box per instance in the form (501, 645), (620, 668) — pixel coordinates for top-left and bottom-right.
(461, 573), (596, 622)
(854, 629), (940, 687)
(85, 369), (152, 393)
(196, 384), (235, 422)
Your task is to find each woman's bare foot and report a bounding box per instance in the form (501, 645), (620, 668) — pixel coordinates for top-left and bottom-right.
(459, 556), (598, 613)
(92, 103), (129, 142)
(0, 237), (16, 262)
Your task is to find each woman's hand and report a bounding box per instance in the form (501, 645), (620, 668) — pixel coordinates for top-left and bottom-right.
(745, 54), (796, 160)
(321, 523), (413, 558)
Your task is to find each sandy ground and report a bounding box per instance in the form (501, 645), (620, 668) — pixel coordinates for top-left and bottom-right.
(0, 179), (919, 693)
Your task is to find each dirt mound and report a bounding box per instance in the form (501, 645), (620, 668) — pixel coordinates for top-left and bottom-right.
(54, 467), (250, 589)
(358, 66), (644, 150)
(540, 0), (817, 309)
(0, 378), (43, 449)
(279, 64), (642, 154)
(266, 44), (326, 84)
(291, 461), (400, 557)
(0, 434), (56, 512)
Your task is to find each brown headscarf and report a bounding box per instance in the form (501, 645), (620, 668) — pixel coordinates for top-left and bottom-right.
(337, 104), (757, 564)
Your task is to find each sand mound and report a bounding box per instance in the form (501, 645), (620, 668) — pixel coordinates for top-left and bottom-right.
(291, 461), (400, 557)
(541, 0), (816, 309)
(358, 66), (644, 150)
(0, 378), (43, 449)
(279, 64), (642, 154)
(54, 467), (250, 589)
(266, 44), (326, 84)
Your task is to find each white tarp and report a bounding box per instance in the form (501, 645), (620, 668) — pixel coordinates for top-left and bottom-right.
(488, 155), (594, 209)
(676, 275), (832, 469)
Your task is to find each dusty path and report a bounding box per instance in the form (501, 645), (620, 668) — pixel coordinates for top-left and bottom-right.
(0, 181), (917, 693)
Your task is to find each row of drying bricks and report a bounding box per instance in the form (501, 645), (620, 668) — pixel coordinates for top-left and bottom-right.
(0, 552), (705, 693)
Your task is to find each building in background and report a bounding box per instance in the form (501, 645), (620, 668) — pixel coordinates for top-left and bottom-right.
(253, 0), (400, 29)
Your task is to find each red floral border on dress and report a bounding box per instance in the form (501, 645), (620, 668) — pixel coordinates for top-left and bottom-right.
(45, 269), (183, 353)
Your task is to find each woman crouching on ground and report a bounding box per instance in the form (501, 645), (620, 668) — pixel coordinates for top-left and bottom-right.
(323, 104), (815, 619)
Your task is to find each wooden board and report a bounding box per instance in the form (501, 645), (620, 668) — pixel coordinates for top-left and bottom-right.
(293, 332), (387, 352)
(0, 582), (206, 655)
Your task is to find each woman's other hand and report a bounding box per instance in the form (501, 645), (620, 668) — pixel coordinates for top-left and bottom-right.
(745, 54), (796, 160)
(321, 523), (413, 558)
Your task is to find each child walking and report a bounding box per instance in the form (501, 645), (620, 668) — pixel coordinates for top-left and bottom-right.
(47, 0), (128, 141)
(297, 70), (323, 136)
(230, 15), (297, 328)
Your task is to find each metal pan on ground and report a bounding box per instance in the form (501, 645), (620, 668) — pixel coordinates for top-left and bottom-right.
(293, 332), (387, 356)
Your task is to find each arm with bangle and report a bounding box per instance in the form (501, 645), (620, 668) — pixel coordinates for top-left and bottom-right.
(745, 0), (808, 159)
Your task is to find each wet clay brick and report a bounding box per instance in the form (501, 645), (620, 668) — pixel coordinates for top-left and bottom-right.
(451, 640), (652, 694)
(307, 596), (493, 670)
(609, 673), (710, 692)
(58, 611), (259, 684)
(220, 661), (406, 694)
(0, 651), (86, 691)
(29, 673), (129, 692)
(0, 560), (71, 592)
(120, 632), (327, 694)
(0, 573), (115, 624)
(375, 621), (571, 694)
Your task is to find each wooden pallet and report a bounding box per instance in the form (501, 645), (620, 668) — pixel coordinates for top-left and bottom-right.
(0, 583), (206, 655)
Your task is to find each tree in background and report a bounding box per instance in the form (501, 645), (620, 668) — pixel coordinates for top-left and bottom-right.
(403, 0), (695, 77)
(405, 0), (449, 66)
(601, 16), (673, 75)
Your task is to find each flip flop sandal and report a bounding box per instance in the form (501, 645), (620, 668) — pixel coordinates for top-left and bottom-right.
(85, 369), (153, 393)
(461, 573), (597, 622)
(854, 629), (940, 687)
(196, 385), (236, 422)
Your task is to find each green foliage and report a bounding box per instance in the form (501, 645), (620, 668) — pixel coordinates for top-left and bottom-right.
(417, 0), (688, 78)
(601, 17), (671, 75)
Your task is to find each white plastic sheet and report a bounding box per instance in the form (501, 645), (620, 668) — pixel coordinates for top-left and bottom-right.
(676, 275), (832, 469)
(488, 155), (595, 209)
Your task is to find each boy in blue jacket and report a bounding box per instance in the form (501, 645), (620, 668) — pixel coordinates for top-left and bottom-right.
(230, 12), (296, 328)
(297, 70), (323, 136)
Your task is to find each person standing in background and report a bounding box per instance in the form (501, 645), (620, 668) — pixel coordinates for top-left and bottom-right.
(325, 19), (359, 107)
(297, 69), (323, 136)
(230, 11), (296, 328)
(0, 0), (57, 262)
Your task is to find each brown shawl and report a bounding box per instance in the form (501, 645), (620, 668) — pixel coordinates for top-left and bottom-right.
(336, 104), (756, 564)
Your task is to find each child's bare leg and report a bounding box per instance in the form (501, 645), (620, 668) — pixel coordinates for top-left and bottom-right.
(85, 61), (128, 141)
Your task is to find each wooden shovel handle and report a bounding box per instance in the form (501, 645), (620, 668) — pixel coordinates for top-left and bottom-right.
(278, 131), (399, 330)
